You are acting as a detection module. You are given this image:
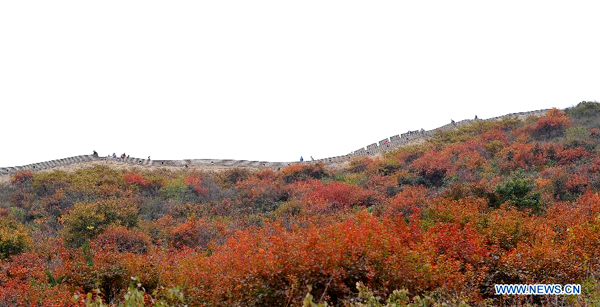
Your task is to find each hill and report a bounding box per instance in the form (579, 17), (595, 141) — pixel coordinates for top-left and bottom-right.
(0, 102), (598, 306)
(0, 108), (550, 182)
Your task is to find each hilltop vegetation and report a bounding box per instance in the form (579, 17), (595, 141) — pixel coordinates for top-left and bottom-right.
(0, 102), (599, 306)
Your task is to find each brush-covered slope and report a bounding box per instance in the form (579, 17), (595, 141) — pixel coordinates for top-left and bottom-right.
(0, 102), (598, 306)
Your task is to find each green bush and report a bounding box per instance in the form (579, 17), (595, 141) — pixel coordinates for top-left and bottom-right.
(493, 174), (542, 213)
(61, 200), (139, 247)
(565, 101), (600, 119)
(158, 179), (196, 204)
(565, 101), (600, 129)
(302, 282), (470, 307)
(0, 217), (32, 259)
(73, 277), (186, 307)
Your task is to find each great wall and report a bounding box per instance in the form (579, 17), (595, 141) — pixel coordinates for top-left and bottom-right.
(0, 108), (551, 178)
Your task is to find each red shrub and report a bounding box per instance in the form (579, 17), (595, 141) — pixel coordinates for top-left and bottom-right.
(424, 223), (489, 266)
(479, 128), (508, 144)
(557, 147), (590, 165)
(170, 219), (225, 249)
(10, 170), (33, 185)
(171, 212), (474, 305)
(280, 163), (328, 183)
(183, 173), (208, 196)
(500, 143), (536, 170)
(386, 186), (427, 217)
(123, 172), (150, 187)
(93, 226), (152, 254)
(307, 181), (378, 209)
(236, 176), (288, 213)
(411, 150), (450, 186)
(528, 109), (571, 139)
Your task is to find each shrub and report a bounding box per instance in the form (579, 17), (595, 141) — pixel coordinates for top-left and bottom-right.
(306, 181), (378, 211)
(158, 179), (197, 204)
(123, 172), (150, 188)
(281, 163), (329, 183)
(93, 226), (151, 254)
(493, 174), (542, 213)
(345, 157), (374, 174)
(61, 200), (139, 247)
(410, 150), (449, 187)
(72, 277), (186, 307)
(236, 177), (288, 214)
(565, 101), (600, 129)
(10, 171), (33, 186)
(529, 109), (571, 140)
(385, 185), (427, 217)
(169, 219), (224, 249)
(220, 168), (250, 186)
(183, 173), (208, 197)
(395, 170), (426, 187)
(0, 218), (32, 259)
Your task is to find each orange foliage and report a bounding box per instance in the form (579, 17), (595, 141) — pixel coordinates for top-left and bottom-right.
(93, 225), (152, 254)
(123, 171), (150, 187)
(166, 212), (483, 305)
(169, 219), (225, 249)
(528, 108), (571, 139)
(305, 181), (378, 213)
(385, 186), (427, 217)
(10, 170), (33, 185)
(0, 104), (598, 305)
(183, 173), (208, 196)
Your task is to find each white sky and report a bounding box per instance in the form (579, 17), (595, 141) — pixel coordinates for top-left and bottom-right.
(1, 1), (599, 166)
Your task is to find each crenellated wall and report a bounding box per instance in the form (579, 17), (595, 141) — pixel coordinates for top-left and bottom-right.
(0, 155), (101, 175)
(331, 108), (550, 160)
(0, 155), (293, 175)
(0, 109), (550, 175)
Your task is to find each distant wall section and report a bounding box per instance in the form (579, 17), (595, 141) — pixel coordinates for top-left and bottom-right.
(0, 109), (550, 175)
(331, 109), (550, 161)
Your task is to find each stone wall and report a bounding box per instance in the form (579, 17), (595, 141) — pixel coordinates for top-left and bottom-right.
(0, 156), (293, 175)
(0, 109), (550, 175)
(0, 155), (101, 175)
(328, 108), (550, 161)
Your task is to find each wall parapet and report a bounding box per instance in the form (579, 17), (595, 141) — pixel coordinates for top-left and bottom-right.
(328, 108), (550, 161)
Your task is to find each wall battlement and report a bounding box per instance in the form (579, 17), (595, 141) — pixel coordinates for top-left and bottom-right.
(339, 108), (550, 159)
(0, 108), (550, 175)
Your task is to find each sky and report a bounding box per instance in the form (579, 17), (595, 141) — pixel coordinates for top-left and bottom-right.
(1, 1), (599, 166)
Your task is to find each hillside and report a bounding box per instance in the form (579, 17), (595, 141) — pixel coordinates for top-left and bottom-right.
(0, 108), (549, 183)
(0, 102), (598, 306)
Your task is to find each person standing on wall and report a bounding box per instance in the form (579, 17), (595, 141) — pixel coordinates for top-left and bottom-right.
(300, 156), (303, 162)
